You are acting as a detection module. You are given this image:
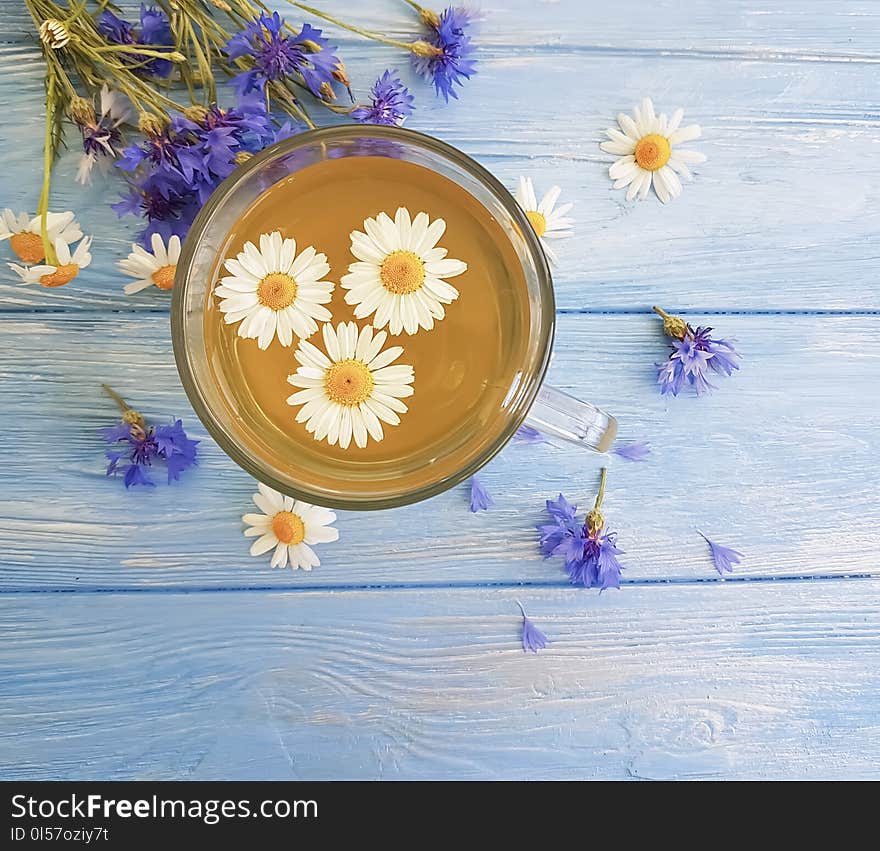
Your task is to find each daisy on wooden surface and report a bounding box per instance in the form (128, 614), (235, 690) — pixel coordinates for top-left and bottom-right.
(9, 236), (92, 287)
(119, 233), (181, 294)
(341, 207), (467, 336)
(514, 177), (573, 266)
(601, 97), (706, 203)
(215, 230), (334, 350)
(0, 210), (83, 265)
(287, 321), (414, 450)
(243, 482), (338, 570)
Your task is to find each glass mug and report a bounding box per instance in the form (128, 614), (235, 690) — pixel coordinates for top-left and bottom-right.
(172, 125), (616, 510)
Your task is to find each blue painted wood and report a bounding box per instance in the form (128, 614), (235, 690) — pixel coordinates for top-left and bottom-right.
(1, 0), (879, 779)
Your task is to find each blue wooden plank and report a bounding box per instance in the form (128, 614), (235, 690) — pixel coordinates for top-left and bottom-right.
(0, 312), (877, 590)
(2, 581), (878, 780)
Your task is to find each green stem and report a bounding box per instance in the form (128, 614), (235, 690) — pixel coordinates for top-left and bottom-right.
(288, 2), (419, 51)
(36, 75), (57, 266)
(594, 467), (607, 513)
(101, 384), (130, 416)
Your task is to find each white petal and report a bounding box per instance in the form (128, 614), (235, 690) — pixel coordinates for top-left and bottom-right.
(668, 124), (702, 145)
(249, 531), (278, 557)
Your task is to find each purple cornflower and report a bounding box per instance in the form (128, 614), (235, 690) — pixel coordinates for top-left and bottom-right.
(97, 5), (174, 78)
(516, 601), (549, 653)
(413, 7), (477, 101)
(469, 476), (493, 512)
(699, 532), (743, 576)
(112, 99), (279, 245)
(537, 470), (625, 591)
(513, 425), (548, 445)
(224, 13), (340, 98)
(101, 387), (197, 488)
(654, 307), (741, 396)
(74, 86), (133, 185)
(613, 441), (651, 462)
(351, 70), (415, 126)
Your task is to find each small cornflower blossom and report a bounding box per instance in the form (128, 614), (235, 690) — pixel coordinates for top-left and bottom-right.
(100, 385), (198, 487)
(537, 469), (625, 591)
(516, 601), (549, 653)
(412, 6), (477, 101)
(74, 86), (134, 185)
(97, 5), (175, 78)
(653, 306), (741, 396)
(224, 12), (340, 98)
(351, 70), (415, 126)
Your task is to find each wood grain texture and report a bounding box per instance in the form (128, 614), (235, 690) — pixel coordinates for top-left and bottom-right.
(2, 2), (879, 310)
(1, 312), (877, 590)
(2, 582), (879, 780)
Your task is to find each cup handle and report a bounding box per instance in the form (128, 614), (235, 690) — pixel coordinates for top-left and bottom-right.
(524, 384), (618, 452)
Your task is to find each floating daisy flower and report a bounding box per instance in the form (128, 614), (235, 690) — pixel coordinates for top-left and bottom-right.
(601, 97), (706, 203)
(341, 207), (467, 336)
(243, 482), (338, 570)
(287, 321), (414, 449)
(215, 230), (334, 350)
(119, 233), (181, 295)
(514, 177), (573, 266)
(9, 236), (92, 287)
(0, 210), (83, 264)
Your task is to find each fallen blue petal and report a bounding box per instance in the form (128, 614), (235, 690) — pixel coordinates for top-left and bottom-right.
(613, 441), (651, 462)
(517, 601), (549, 653)
(469, 476), (493, 512)
(513, 425), (547, 444)
(699, 531), (743, 575)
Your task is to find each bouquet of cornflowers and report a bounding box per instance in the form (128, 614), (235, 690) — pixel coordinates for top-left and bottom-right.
(5, 0), (476, 286)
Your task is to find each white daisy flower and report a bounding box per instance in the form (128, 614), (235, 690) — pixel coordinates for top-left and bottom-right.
(340, 207), (467, 336)
(214, 230), (334, 350)
(514, 177), (574, 266)
(600, 97), (707, 203)
(119, 233), (181, 295)
(8, 236), (92, 287)
(287, 321), (415, 450)
(243, 482), (338, 570)
(0, 209), (83, 264)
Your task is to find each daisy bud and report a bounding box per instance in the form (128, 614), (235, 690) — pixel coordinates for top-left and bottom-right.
(319, 81), (336, 102)
(419, 8), (441, 29)
(332, 61), (351, 88)
(183, 104), (210, 124)
(39, 19), (70, 49)
(138, 113), (168, 137)
(652, 306), (689, 340)
(299, 39), (322, 54)
(234, 151), (253, 166)
(68, 96), (96, 127)
(410, 40), (443, 57)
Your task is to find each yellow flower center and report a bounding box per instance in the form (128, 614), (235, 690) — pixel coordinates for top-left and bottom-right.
(39, 263), (79, 288)
(271, 511), (305, 545)
(634, 134), (671, 171)
(525, 210), (547, 238)
(151, 264), (176, 291)
(325, 358), (374, 406)
(257, 272), (298, 311)
(379, 250), (425, 295)
(10, 232), (46, 264)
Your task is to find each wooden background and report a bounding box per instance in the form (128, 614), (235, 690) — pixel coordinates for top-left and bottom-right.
(1, 0), (879, 779)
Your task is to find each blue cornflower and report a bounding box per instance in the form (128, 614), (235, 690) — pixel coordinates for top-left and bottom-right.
(612, 441), (651, 462)
(469, 476), (493, 512)
(351, 70), (415, 126)
(537, 470), (625, 591)
(97, 5), (174, 78)
(654, 307), (741, 396)
(225, 13), (340, 98)
(699, 532), (743, 576)
(101, 386), (198, 488)
(516, 601), (549, 653)
(513, 425), (548, 444)
(413, 6), (477, 101)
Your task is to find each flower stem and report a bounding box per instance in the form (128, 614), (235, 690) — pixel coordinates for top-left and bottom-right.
(288, 2), (421, 51)
(102, 384), (145, 429)
(36, 74), (57, 266)
(594, 467), (607, 513)
(102, 384), (130, 416)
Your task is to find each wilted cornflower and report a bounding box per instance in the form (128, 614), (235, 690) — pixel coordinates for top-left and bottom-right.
(224, 12), (341, 98)
(100, 385), (198, 488)
(97, 5), (175, 78)
(537, 468), (625, 591)
(351, 70), (415, 126)
(71, 86), (134, 185)
(412, 6), (477, 101)
(653, 306), (741, 396)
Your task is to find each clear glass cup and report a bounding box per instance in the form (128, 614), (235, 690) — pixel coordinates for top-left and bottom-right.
(172, 125), (616, 510)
